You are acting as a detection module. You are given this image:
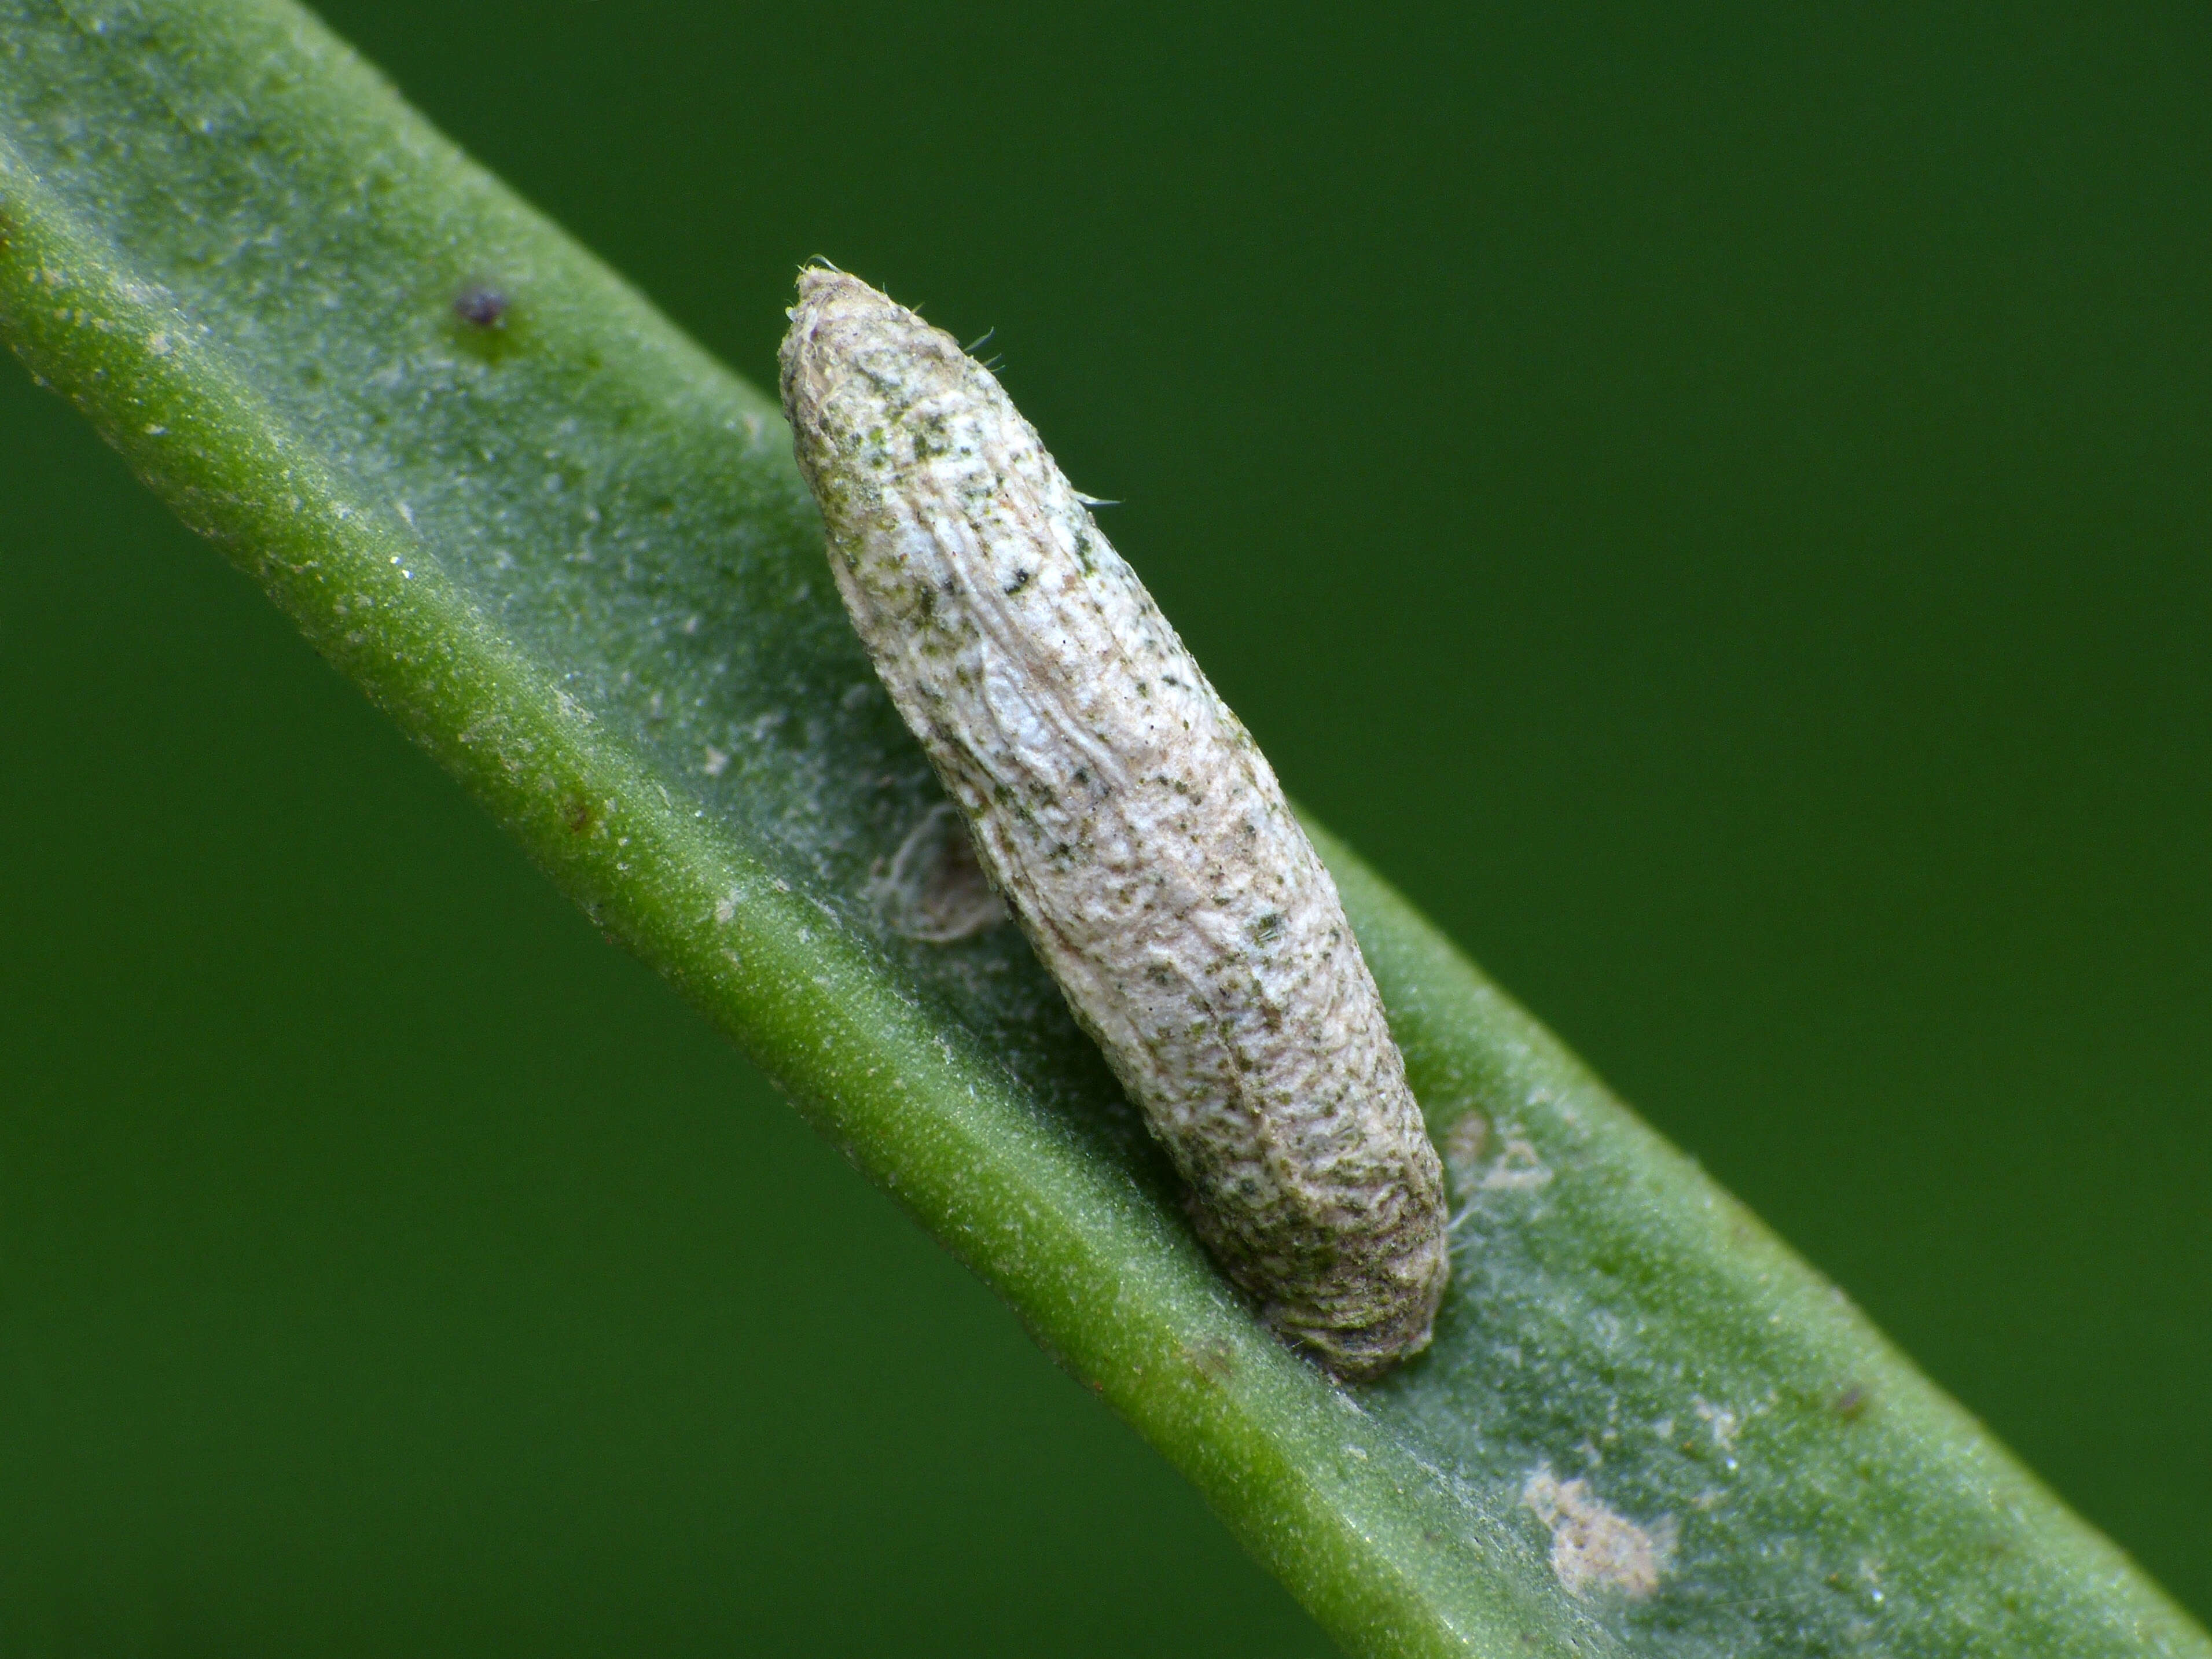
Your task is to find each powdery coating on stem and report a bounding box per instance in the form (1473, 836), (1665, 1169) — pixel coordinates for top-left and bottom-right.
(779, 270), (1449, 1379)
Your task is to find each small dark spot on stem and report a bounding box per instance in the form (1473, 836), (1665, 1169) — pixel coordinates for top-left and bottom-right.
(1833, 1385), (1868, 1421)
(564, 795), (596, 835)
(454, 283), (509, 328)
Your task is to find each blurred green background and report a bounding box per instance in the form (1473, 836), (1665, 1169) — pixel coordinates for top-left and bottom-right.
(3, 1), (2206, 1651)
